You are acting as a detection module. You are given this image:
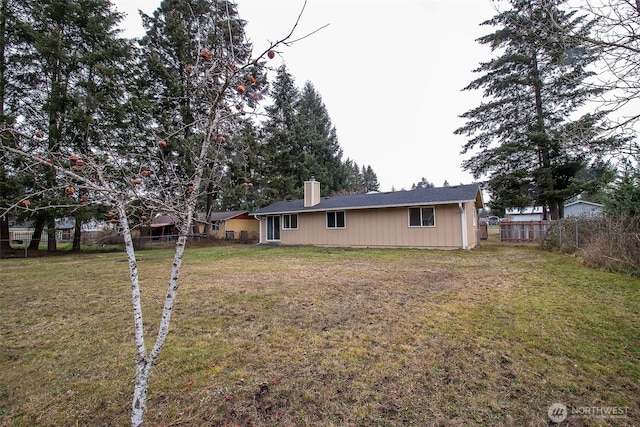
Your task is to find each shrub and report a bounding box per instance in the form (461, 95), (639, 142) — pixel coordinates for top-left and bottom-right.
(578, 214), (640, 274)
(542, 214), (640, 275)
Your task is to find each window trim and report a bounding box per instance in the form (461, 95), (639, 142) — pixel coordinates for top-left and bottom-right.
(326, 211), (346, 229)
(408, 206), (436, 228)
(282, 213), (298, 230)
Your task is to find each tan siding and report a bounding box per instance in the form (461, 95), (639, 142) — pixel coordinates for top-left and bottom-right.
(272, 204), (465, 249)
(209, 218), (259, 240)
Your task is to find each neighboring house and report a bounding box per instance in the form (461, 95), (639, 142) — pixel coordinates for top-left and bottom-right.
(150, 214), (179, 239)
(505, 207), (544, 221)
(252, 179), (484, 250)
(8, 217), (109, 244)
(505, 200), (605, 221)
(563, 200), (604, 218)
(198, 211), (259, 241)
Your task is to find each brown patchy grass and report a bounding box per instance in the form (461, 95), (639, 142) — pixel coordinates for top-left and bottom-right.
(0, 244), (638, 426)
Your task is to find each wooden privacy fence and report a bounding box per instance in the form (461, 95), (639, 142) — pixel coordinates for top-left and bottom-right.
(500, 221), (551, 243)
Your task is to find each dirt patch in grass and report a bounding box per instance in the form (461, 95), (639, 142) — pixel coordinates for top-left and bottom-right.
(0, 245), (638, 426)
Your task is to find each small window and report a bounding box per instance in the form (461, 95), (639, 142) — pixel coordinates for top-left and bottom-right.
(409, 207), (435, 227)
(327, 211), (346, 229)
(282, 214), (298, 230)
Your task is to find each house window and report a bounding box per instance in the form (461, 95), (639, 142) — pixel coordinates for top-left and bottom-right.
(266, 215), (280, 241)
(327, 211), (346, 229)
(212, 222), (220, 231)
(409, 207), (435, 227)
(282, 214), (298, 230)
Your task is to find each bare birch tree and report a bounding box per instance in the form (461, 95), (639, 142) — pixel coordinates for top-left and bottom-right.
(0, 1), (318, 425)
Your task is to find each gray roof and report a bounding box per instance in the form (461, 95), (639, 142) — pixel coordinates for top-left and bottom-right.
(253, 184), (483, 215)
(207, 210), (251, 222)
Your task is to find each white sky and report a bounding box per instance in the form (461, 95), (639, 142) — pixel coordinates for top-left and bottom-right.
(112, 0), (498, 191)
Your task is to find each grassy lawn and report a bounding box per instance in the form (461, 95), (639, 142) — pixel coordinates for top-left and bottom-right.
(0, 242), (638, 426)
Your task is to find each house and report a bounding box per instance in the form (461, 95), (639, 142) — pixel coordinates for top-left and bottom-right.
(8, 217), (109, 244)
(505, 207), (544, 222)
(563, 200), (604, 218)
(150, 214), (179, 239)
(504, 200), (605, 221)
(251, 179), (484, 249)
(197, 211), (259, 241)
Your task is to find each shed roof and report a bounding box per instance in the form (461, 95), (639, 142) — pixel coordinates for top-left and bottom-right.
(253, 184), (483, 215)
(564, 200), (604, 208)
(207, 210), (252, 222)
(150, 214), (177, 228)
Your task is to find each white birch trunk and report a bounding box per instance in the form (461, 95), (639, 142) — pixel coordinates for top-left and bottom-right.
(126, 134), (210, 427)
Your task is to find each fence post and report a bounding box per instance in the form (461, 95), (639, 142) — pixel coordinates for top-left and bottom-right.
(575, 218), (579, 250)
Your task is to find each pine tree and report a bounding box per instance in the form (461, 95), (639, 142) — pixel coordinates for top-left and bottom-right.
(455, 0), (619, 219)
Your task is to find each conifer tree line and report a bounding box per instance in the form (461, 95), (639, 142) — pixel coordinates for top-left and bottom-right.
(0, 0), (378, 253)
(217, 64), (379, 213)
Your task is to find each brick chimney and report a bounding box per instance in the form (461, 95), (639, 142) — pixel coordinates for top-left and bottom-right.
(304, 176), (320, 207)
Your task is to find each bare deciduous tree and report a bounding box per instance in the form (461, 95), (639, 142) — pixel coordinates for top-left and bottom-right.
(0, 1), (320, 425)
(576, 0), (640, 158)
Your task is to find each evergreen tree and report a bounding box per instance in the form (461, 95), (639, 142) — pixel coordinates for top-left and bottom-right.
(261, 68), (378, 201)
(262, 64), (303, 202)
(455, 0), (619, 219)
(605, 163), (640, 217)
(361, 165), (379, 192)
(0, 0), (24, 254)
(297, 81), (345, 195)
(4, 0), (133, 251)
(139, 0), (260, 217)
(411, 177), (435, 190)
(342, 158), (363, 194)
(217, 120), (268, 211)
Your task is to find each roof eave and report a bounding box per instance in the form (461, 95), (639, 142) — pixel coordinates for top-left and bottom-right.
(252, 198), (481, 216)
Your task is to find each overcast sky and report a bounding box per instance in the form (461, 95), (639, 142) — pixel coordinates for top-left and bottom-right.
(112, 0), (498, 191)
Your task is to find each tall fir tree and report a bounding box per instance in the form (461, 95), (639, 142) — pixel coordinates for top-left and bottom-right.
(297, 81), (346, 195)
(361, 165), (379, 192)
(1, 0), (133, 251)
(0, 0), (24, 254)
(262, 64), (304, 202)
(455, 0), (619, 219)
(217, 120), (268, 211)
(139, 0), (260, 219)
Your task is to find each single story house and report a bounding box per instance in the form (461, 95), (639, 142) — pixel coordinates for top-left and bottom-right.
(198, 211), (259, 241)
(505, 200), (605, 221)
(251, 179), (484, 250)
(563, 200), (604, 218)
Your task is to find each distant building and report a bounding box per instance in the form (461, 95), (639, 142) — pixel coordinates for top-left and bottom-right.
(563, 200), (604, 218)
(505, 207), (544, 222)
